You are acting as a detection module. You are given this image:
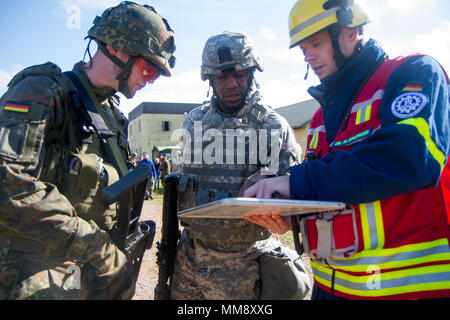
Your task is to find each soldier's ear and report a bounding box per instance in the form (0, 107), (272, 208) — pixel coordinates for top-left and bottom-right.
(106, 45), (120, 57)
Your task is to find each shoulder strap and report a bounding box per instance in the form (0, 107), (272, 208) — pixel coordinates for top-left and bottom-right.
(63, 71), (115, 139)
(63, 70), (129, 178)
(249, 103), (271, 125)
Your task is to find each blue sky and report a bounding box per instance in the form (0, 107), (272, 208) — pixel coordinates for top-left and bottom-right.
(0, 0), (449, 116)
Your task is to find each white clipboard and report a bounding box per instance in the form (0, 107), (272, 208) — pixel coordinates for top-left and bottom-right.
(177, 197), (346, 219)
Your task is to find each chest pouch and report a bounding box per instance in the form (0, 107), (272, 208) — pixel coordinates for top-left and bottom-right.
(61, 153), (100, 196)
(60, 152), (120, 230)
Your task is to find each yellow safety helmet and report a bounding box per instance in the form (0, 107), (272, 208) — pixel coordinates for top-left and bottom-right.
(289, 0), (369, 48)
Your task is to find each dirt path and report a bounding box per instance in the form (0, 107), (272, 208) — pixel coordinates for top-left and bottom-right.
(132, 199), (314, 300)
(132, 200), (162, 300)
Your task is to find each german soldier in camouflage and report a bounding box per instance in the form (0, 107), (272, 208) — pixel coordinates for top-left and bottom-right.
(0, 2), (175, 299)
(170, 31), (311, 300)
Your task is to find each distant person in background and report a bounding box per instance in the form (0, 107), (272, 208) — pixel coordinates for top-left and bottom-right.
(129, 152), (139, 169)
(153, 157), (161, 190)
(140, 152), (157, 200)
(159, 153), (171, 184)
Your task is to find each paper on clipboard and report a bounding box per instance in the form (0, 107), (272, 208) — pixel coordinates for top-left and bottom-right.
(177, 197), (346, 219)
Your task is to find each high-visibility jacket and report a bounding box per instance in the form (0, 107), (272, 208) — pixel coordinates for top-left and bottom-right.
(296, 49), (450, 299)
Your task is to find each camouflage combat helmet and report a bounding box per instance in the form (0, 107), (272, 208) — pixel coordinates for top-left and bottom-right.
(201, 31), (263, 81)
(87, 1), (176, 97)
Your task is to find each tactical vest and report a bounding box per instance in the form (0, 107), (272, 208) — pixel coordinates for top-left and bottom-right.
(304, 55), (450, 299)
(5, 62), (130, 232)
(178, 100), (280, 245)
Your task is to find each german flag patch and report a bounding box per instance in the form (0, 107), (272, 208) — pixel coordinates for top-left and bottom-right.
(402, 83), (423, 92)
(3, 102), (30, 113)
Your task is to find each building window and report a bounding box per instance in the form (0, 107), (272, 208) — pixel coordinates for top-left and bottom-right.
(138, 119), (141, 132)
(162, 120), (170, 131)
(128, 123), (132, 136)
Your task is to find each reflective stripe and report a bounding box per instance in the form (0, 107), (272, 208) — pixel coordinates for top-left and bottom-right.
(398, 117), (446, 172)
(308, 125), (325, 150)
(351, 89), (384, 113)
(373, 201), (385, 249)
(355, 104), (372, 125)
(309, 132), (319, 149)
(359, 201), (385, 250)
(312, 260), (450, 297)
(289, 8), (339, 38)
(314, 238), (450, 272)
(352, 89), (383, 125)
(307, 125), (326, 136)
(359, 203), (371, 249)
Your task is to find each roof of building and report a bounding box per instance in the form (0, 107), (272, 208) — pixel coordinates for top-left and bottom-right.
(128, 102), (201, 121)
(128, 100), (320, 129)
(275, 99), (320, 129)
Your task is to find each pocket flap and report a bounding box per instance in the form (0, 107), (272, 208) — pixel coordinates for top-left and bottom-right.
(75, 154), (101, 190)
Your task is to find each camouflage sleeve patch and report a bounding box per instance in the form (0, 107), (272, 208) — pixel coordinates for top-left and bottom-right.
(0, 101), (47, 162)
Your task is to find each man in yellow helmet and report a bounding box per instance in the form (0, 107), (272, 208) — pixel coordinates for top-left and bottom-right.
(244, 0), (450, 300)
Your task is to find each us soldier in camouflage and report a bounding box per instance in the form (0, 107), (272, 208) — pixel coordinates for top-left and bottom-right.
(170, 31), (310, 300)
(0, 2), (175, 299)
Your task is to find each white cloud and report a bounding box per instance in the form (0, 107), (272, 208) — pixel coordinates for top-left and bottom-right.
(58, 0), (120, 11)
(380, 0), (436, 14)
(259, 80), (311, 109)
(52, 0), (123, 21)
(257, 27), (280, 42)
(413, 21), (450, 72)
(259, 71), (319, 109)
(0, 65), (25, 96)
(359, 0), (436, 18)
(119, 69), (207, 117)
(260, 47), (303, 65)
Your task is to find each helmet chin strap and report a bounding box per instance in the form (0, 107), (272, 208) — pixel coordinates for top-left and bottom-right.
(115, 56), (138, 99)
(304, 64), (310, 80)
(328, 26), (349, 69)
(97, 42), (138, 98)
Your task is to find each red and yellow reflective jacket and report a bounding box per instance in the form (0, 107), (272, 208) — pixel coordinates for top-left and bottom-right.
(290, 39), (450, 299)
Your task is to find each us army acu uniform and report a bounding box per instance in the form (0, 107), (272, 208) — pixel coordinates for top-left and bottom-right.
(0, 2), (175, 299)
(170, 32), (310, 300)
